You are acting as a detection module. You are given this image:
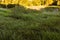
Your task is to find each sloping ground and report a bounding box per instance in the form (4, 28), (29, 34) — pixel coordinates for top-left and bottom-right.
(0, 7), (60, 40)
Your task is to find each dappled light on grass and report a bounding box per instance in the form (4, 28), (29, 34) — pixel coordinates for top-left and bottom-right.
(26, 5), (47, 10)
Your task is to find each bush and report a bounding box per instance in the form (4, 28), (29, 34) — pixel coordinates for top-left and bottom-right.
(0, 4), (6, 8)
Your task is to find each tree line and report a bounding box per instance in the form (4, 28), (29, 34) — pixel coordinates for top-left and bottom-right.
(0, 0), (60, 8)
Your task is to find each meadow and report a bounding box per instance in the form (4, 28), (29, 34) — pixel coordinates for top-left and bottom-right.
(0, 5), (60, 40)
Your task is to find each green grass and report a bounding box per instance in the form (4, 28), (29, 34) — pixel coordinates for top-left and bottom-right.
(0, 6), (60, 40)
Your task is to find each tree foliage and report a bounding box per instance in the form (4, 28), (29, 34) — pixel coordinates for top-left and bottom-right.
(0, 0), (60, 8)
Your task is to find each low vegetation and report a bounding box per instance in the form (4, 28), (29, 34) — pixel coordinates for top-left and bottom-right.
(0, 6), (60, 40)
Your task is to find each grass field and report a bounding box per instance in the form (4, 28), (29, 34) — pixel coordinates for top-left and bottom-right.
(0, 6), (60, 40)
